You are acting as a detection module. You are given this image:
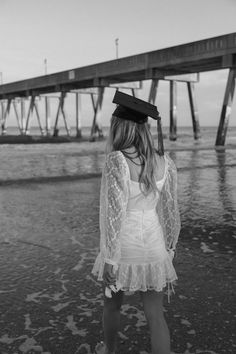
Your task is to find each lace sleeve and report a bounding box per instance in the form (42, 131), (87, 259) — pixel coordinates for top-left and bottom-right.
(99, 151), (129, 266)
(157, 154), (181, 250)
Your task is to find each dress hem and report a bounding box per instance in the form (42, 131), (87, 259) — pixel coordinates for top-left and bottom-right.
(92, 252), (177, 298)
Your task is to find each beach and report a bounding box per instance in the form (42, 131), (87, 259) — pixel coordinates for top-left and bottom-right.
(0, 127), (235, 354)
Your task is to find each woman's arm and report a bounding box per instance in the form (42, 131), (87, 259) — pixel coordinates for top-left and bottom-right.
(157, 154), (181, 251)
(100, 151), (129, 267)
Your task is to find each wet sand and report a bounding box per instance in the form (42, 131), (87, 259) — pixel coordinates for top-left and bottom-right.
(0, 171), (235, 353)
(0, 131), (235, 353)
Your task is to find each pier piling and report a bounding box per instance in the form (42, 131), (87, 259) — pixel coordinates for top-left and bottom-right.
(169, 81), (177, 141)
(148, 79), (159, 105)
(25, 95), (44, 136)
(187, 82), (201, 140)
(90, 87), (104, 141)
(13, 100), (23, 134)
(21, 99), (26, 134)
(45, 97), (51, 136)
(215, 68), (236, 146)
(2, 99), (11, 135)
(75, 93), (82, 138)
(53, 92), (70, 137)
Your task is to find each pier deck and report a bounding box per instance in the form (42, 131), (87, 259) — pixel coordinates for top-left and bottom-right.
(0, 33), (236, 98)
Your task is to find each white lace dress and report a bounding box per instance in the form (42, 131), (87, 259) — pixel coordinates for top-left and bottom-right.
(92, 151), (181, 293)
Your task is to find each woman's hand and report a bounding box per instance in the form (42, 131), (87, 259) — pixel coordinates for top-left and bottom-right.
(103, 263), (116, 287)
(167, 248), (176, 260)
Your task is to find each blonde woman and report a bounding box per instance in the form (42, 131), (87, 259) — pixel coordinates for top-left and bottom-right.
(92, 92), (181, 354)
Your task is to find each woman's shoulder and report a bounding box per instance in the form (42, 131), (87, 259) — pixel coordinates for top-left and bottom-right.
(163, 152), (177, 170)
(106, 150), (123, 163)
(105, 151), (128, 173)
(154, 152), (177, 181)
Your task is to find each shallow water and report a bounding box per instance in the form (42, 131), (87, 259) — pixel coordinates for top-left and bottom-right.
(1, 138), (235, 239)
(0, 126), (235, 182)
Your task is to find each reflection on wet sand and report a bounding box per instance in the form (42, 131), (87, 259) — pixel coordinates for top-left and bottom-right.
(216, 151), (236, 223)
(178, 149), (202, 223)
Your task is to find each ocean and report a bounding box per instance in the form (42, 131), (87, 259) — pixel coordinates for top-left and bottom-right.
(0, 125), (236, 182)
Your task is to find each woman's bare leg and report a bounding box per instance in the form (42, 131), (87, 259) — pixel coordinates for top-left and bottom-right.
(103, 289), (124, 354)
(140, 290), (170, 354)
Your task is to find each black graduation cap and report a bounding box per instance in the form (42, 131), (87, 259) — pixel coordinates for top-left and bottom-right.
(112, 91), (164, 155)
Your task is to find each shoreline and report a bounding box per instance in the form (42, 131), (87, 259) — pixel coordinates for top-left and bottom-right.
(1, 161), (236, 186)
(0, 134), (93, 145)
(0, 132), (236, 150)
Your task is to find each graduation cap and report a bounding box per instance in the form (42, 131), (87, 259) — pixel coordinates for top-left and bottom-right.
(112, 91), (164, 155)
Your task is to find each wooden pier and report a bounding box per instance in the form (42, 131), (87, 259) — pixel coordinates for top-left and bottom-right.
(0, 32), (236, 145)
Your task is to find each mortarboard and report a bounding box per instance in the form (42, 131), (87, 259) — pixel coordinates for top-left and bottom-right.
(112, 91), (164, 155)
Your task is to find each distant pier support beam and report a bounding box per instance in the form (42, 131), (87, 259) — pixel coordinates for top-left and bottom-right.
(54, 94), (62, 136)
(187, 82), (201, 140)
(61, 93), (70, 136)
(148, 79), (159, 105)
(169, 81), (177, 141)
(53, 92), (70, 137)
(2, 98), (11, 135)
(75, 93), (82, 138)
(131, 88), (138, 97)
(34, 98), (44, 136)
(90, 87), (105, 141)
(25, 97), (34, 134)
(13, 100), (23, 134)
(148, 79), (159, 130)
(45, 96), (51, 136)
(25, 95), (45, 135)
(0, 100), (4, 133)
(21, 99), (26, 134)
(215, 68), (236, 146)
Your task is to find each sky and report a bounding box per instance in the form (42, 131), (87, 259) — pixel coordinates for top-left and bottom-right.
(0, 0), (236, 128)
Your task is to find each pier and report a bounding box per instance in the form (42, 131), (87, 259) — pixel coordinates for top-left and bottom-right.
(0, 32), (236, 145)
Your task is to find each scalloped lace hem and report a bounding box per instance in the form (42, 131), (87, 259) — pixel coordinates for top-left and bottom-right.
(92, 253), (177, 296)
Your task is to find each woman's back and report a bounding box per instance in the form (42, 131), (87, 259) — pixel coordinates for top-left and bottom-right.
(123, 149), (167, 211)
(123, 147), (166, 183)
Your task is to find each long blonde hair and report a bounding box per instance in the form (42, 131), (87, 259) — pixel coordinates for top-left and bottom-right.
(107, 115), (160, 194)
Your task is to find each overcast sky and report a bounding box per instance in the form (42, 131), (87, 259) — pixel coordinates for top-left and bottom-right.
(0, 0), (236, 127)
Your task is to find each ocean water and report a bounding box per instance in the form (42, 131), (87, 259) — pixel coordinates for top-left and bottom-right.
(4, 124), (236, 142)
(0, 125), (236, 181)
(0, 125), (236, 238)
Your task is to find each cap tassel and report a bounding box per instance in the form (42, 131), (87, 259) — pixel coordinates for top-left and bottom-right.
(157, 118), (164, 156)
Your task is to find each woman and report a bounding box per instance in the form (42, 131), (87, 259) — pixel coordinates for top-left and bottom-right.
(92, 92), (181, 354)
